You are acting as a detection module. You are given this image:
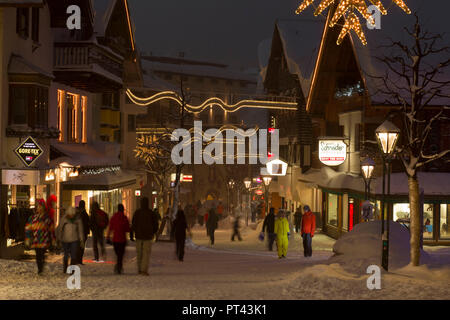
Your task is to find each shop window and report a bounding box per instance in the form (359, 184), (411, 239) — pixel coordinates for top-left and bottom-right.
(16, 8), (29, 39)
(440, 204), (450, 239)
(393, 203), (410, 221)
(81, 96), (88, 143)
(327, 193), (338, 227)
(9, 85), (48, 128)
(343, 197), (350, 231)
(423, 204), (434, 239)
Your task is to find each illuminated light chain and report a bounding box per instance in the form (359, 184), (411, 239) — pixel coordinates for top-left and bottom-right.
(368, 0), (387, 15)
(126, 89), (297, 113)
(295, 0), (410, 46)
(392, 0), (411, 14)
(337, 12), (367, 45)
(295, 0), (315, 14)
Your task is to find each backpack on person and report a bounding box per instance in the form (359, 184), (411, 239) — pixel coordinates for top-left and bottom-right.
(96, 209), (109, 229)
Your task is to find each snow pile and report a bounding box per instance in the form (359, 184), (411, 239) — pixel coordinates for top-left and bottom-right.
(330, 221), (432, 274)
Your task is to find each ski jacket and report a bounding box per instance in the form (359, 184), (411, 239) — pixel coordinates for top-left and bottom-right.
(274, 217), (290, 238)
(262, 213), (275, 233)
(25, 212), (55, 249)
(301, 211), (316, 236)
(107, 211), (131, 243)
(57, 213), (84, 243)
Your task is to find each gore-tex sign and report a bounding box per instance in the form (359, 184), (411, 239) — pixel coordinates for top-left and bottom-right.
(318, 140), (347, 166)
(15, 136), (43, 167)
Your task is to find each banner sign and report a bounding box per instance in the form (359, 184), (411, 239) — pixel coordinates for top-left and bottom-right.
(15, 136), (43, 167)
(2, 169), (40, 185)
(319, 140), (347, 166)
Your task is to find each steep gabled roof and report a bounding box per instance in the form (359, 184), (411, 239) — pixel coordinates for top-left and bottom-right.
(274, 18), (325, 98)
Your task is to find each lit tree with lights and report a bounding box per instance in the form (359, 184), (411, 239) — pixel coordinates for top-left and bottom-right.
(372, 14), (450, 266)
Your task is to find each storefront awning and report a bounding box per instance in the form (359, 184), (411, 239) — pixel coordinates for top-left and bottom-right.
(62, 169), (136, 191)
(50, 142), (121, 168)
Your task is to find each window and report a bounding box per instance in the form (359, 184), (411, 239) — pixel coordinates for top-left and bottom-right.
(423, 204), (434, 239)
(128, 114), (135, 132)
(16, 8), (29, 39)
(9, 85), (48, 128)
(327, 193), (339, 227)
(57, 90), (64, 141)
(440, 204), (450, 239)
(31, 7), (39, 42)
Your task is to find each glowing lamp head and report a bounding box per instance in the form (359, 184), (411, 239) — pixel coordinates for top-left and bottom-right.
(244, 178), (251, 189)
(262, 176), (272, 186)
(375, 120), (400, 155)
(361, 158), (375, 180)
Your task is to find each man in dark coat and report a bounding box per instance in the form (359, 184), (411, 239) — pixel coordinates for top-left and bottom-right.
(294, 207), (302, 233)
(76, 200), (90, 264)
(262, 207), (276, 251)
(206, 208), (219, 245)
(173, 209), (189, 261)
(131, 197), (158, 276)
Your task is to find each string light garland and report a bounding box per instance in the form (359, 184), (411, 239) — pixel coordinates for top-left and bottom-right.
(295, 0), (411, 45)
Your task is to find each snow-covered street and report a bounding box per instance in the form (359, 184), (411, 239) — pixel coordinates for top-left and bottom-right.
(0, 221), (449, 300)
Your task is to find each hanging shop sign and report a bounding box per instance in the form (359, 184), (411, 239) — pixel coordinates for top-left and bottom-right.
(318, 139), (347, 166)
(2, 169), (40, 185)
(15, 136), (43, 167)
(266, 159), (288, 176)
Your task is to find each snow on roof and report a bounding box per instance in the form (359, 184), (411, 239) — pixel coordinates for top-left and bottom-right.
(50, 141), (121, 167)
(8, 54), (54, 79)
(373, 172), (450, 196)
(93, 0), (116, 37)
(141, 72), (178, 92)
(141, 59), (257, 83)
(352, 0), (450, 106)
(275, 18), (325, 98)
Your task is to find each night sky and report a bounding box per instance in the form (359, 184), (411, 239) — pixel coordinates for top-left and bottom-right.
(128, 0), (449, 69)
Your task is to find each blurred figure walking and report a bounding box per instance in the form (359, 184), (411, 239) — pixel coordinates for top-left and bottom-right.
(107, 204), (131, 274)
(173, 209), (189, 261)
(262, 207), (276, 251)
(206, 208), (219, 245)
(56, 207), (84, 273)
(90, 202), (109, 262)
(294, 207), (302, 233)
(231, 216), (242, 241)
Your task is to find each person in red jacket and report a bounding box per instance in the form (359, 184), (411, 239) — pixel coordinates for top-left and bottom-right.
(301, 205), (316, 257)
(107, 204), (131, 274)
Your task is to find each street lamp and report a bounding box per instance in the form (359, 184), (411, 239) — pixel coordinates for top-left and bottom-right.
(361, 157), (375, 200)
(375, 120), (400, 271)
(228, 179), (235, 216)
(244, 177), (251, 226)
(262, 176), (272, 217)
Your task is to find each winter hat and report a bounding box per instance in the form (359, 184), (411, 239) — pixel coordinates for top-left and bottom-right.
(37, 198), (46, 208)
(303, 205), (311, 212)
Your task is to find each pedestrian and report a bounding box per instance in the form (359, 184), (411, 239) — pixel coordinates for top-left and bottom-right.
(131, 197), (158, 276)
(262, 207), (276, 251)
(274, 209), (290, 259)
(107, 204), (131, 275)
(301, 205), (316, 257)
(24, 199), (55, 274)
(206, 208), (218, 245)
(76, 200), (90, 264)
(173, 209), (189, 261)
(89, 201), (109, 262)
(231, 216), (242, 241)
(204, 210), (209, 236)
(294, 207), (302, 233)
(56, 207), (85, 273)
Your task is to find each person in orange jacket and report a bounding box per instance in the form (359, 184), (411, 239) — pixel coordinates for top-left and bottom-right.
(301, 205), (316, 257)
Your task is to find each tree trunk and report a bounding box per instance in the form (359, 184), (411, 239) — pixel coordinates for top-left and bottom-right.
(408, 175), (420, 266)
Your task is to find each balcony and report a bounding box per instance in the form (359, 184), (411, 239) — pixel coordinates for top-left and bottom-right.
(53, 42), (124, 92)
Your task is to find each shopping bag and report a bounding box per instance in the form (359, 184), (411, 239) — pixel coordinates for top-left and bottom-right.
(258, 232), (265, 241)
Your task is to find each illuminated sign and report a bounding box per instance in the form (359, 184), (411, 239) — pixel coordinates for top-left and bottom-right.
(15, 136), (43, 167)
(266, 159), (287, 176)
(135, 190), (141, 197)
(318, 139), (347, 166)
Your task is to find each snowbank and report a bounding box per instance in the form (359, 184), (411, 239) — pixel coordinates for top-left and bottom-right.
(330, 221), (432, 274)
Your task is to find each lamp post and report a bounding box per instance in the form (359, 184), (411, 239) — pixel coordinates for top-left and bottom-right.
(228, 179), (235, 216)
(361, 157), (375, 200)
(262, 176), (272, 217)
(375, 120), (400, 271)
(244, 177), (251, 226)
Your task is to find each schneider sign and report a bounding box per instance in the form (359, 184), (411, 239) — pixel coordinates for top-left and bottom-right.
(15, 136), (43, 167)
(319, 139), (347, 166)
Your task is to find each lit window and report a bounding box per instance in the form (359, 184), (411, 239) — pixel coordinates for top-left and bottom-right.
(81, 96), (87, 143)
(57, 90), (64, 141)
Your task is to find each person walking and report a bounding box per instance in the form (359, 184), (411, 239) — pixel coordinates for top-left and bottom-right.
(76, 200), (90, 264)
(131, 197), (158, 276)
(24, 199), (55, 274)
(294, 207), (302, 233)
(206, 208), (218, 245)
(107, 204), (131, 275)
(274, 209), (290, 259)
(231, 216), (242, 241)
(173, 209), (189, 261)
(56, 207), (85, 273)
(301, 205), (316, 257)
(89, 201), (109, 262)
(262, 207), (276, 251)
